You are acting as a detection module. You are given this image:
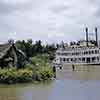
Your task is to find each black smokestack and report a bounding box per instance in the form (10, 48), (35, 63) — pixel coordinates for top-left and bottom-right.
(85, 27), (88, 47)
(95, 27), (98, 46)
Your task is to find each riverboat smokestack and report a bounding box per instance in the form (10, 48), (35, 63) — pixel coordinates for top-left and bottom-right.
(85, 27), (88, 47)
(95, 27), (98, 46)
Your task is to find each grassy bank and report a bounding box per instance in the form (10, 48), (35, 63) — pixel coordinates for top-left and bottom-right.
(0, 68), (33, 84)
(0, 67), (53, 84)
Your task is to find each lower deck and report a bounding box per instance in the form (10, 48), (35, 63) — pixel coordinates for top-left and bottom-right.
(58, 56), (100, 65)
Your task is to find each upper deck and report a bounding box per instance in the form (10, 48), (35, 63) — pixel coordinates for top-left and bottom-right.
(56, 46), (100, 56)
(55, 46), (100, 65)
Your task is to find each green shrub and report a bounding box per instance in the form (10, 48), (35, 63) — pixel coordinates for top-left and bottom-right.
(29, 54), (53, 81)
(0, 69), (33, 84)
(33, 67), (53, 81)
(0, 66), (53, 84)
(25, 64), (34, 71)
(16, 69), (33, 83)
(31, 54), (50, 67)
(40, 67), (53, 80)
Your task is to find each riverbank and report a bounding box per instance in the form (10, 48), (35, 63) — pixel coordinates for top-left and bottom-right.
(0, 66), (54, 84)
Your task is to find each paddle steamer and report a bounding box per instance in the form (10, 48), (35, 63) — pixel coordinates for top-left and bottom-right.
(53, 28), (100, 66)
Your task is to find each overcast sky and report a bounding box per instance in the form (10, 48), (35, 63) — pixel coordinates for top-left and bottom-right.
(0, 0), (100, 43)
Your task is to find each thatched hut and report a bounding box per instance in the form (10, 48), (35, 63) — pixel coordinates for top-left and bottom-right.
(0, 43), (27, 68)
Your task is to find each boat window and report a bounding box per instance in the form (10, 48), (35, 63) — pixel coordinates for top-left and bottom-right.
(71, 58), (73, 61)
(67, 59), (69, 62)
(63, 58), (66, 62)
(92, 50), (94, 54)
(89, 51), (91, 54)
(75, 52), (79, 55)
(97, 57), (99, 61)
(86, 51), (88, 54)
(82, 58), (85, 61)
(79, 58), (81, 61)
(84, 51), (88, 55)
(84, 52), (86, 54)
(72, 53), (74, 55)
(92, 57), (95, 62)
(95, 50), (98, 54)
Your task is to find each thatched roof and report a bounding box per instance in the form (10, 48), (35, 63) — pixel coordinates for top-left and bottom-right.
(0, 43), (26, 60)
(0, 43), (12, 59)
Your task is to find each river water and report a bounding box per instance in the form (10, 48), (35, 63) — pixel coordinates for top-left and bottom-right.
(1, 65), (100, 100)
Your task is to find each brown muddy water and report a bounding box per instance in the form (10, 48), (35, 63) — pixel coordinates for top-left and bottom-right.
(1, 65), (100, 100)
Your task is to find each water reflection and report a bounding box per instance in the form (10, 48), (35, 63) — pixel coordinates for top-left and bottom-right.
(57, 65), (100, 80)
(16, 83), (53, 100)
(0, 85), (17, 100)
(0, 65), (100, 100)
(0, 80), (100, 100)
(50, 80), (100, 100)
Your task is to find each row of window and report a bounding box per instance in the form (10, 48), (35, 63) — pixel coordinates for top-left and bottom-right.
(60, 57), (100, 62)
(57, 50), (99, 56)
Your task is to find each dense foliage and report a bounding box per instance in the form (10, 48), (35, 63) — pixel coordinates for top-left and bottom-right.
(0, 54), (54, 84)
(0, 66), (53, 84)
(0, 40), (56, 84)
(0, 68), (33, 84)
(15, 39), (57, 61)
(25, 54), (54, 81)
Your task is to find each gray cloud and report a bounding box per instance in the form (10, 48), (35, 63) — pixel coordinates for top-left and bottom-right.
(0, 0), (49, 14)
(51, 4), (70, 13)
(87, 0), (100, 17)
(0, 0), (100, 43)
(0, 1), (22, 14)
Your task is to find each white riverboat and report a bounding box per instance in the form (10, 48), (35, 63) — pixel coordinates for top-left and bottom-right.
(53, 28), (100, 66)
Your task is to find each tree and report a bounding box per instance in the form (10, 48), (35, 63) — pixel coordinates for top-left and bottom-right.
(15, 39), (57, 61)
(34, 40), (43, 54)
(8, 39), (14, 44)
(27, 39), (32, 45)
(25, 39), (33, 57)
